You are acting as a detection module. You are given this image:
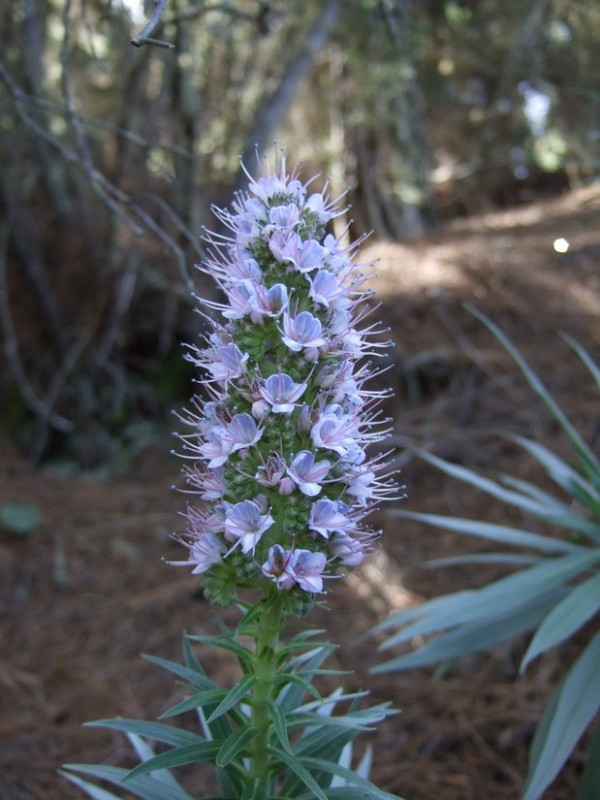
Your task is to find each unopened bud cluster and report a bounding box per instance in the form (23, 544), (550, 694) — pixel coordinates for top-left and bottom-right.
(172, 156), (397, 608)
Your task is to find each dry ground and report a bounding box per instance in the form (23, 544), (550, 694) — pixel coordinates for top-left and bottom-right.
(2, 185), (599, 799)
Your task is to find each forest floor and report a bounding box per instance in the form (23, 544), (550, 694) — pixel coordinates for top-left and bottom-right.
(2, 184), (600, 800)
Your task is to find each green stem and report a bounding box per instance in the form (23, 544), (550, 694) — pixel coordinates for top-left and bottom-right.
(249, 592), (284, 791)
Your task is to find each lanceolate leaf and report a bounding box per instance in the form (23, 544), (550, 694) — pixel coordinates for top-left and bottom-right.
(142, 654), (215, 691)
(563, 334), (600, 393)
(206, 675), (257, 723)
(389, 509), (584, 554)
(298, 756), (404, 800)
(524, 630), (600, 800)
(410, 448), (577, 517)
(84, 719), (204, 748)
(59, 770), (122, 800)
(510, 435), (600, 521)
(268, 701), (292, 752)
(123, 742), (221, 781)
(378, 549), (600, 650)
(61, 764), (194, 800)
(521, 571), (600, 671)
(215, 726), (258, 767)
(271, 746), (329, 800)
(374, 591), (559, 673)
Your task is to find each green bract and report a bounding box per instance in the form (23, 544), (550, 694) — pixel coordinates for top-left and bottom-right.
(372, 308), (600, 800)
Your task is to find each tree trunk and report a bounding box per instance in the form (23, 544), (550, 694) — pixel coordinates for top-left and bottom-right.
(234, 0), (343, 192)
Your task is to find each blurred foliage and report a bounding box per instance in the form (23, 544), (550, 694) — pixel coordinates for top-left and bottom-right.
(0, 0), (598, 464)
(374, 311), (600, 800)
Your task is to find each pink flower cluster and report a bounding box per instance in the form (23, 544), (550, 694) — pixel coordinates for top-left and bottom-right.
(172, 156), (397, 598)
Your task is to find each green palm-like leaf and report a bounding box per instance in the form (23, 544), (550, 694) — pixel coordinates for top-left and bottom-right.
(524, 630), (600, 800)
(378, 549), (600, 650)
(520, 571), (600, 671)
(389, 507), (583, 553)
(374, 591), (559, 672)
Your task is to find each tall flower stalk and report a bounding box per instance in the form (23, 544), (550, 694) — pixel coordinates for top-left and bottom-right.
(171, 153), (397, 610)
(62, 154), (403, 800)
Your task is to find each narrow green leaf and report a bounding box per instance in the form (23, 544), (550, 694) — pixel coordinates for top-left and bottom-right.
(124, 733), (185, 792)
(423, 553), (542, 568)
(389, 508), (583, 554)
(563, 334), (600, 392)
(409, 448), (583, 525)
(158, 689), (227, 719)
(182, 635), (204, 673)
(268, 701), (292, 752)
(206, 675), (256, 723)
(374, 591), (558, 673)
(270, 746), (329, 800)
(510, 435), (600, 519)
(379, 549), (600, 650)
(187, 634), (254, 672)
(123, 742), (220, 781)
(59, 770), (122, 800)
(61, 764), (194, 800)
(521, 571), (600, 671)
(216, 726), (257, 767)
(143, 654), (215, 691)
(524, 630), (600, 800)
(84, 719), (203, 748)
(299, 756), (401, 800)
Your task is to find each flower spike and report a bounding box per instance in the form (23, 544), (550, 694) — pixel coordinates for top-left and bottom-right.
(172, 155), (399, 608)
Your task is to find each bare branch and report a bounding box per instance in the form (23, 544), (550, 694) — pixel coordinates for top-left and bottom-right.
(0, 229), (74, 435)
(131, 0), (175, 49)
(4, 90), (195, 161)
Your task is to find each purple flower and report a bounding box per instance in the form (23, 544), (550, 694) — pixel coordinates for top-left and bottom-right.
(198, 426), (233, 468)
(292, 550), (327, 593)
(172, 155), (398, 597)
(305, 192), (335, 223)
(183, 464), (226, 501)
(255, 454), (287, 487)
(222, 282), (255, 320)
(224, 413), (263, 453)
(329, 534), (364, 568)
(308, 498), (353, 538)
(261, 545), (296, 590)
(250, 283), (289, 319)
(169, 533), (226, 574)
(269, 231), (326, 273)
(307, 270), (350, 310)
(268, 203), (301, 229)
(206, 344), (249, 381)
(310, 405), (360, 457)
(281, 311), (327, 353)
(287, 451), (331, 496)
(224, 499), (275, 554)
(259, 373), (307, 414)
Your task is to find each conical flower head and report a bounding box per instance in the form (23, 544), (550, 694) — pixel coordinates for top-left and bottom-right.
(173, 154), (398, 609)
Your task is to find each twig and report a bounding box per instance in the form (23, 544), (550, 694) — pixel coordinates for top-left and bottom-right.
(0, 229), (73, 434)
(131, 0), (174, 49)
(0, 91), (195, 161)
